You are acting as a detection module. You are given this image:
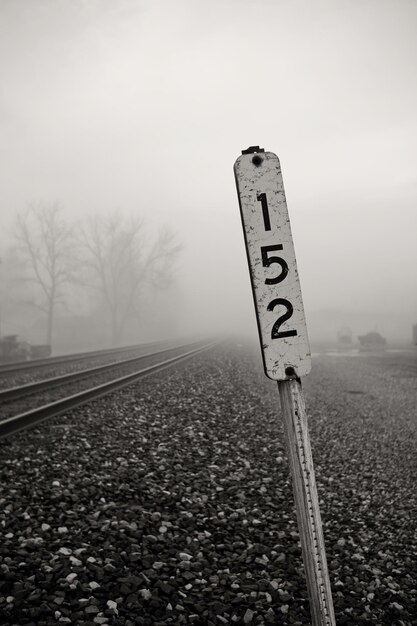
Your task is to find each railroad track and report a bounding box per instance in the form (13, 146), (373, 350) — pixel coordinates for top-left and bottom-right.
(0, 339), (216, 439)
(0, 338), (182, 377)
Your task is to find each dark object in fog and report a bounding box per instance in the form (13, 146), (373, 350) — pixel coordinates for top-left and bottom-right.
(0, 334), (51, 362)
(358, 331), (387, 351)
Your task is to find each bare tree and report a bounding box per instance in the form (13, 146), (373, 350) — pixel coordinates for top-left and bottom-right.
(14, 204), (75, 347)
(80, 213), (182, 346)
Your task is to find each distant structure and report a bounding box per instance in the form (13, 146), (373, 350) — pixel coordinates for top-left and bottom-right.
(358, 331), (387, 351)
(0, 334), (51, 363)
(337, 326), (352, 345)
(413, 324), (417, 345)
(0, 335), (30, 362)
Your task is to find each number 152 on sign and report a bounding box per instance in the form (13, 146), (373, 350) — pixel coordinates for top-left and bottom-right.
(234, 148), (311, 381)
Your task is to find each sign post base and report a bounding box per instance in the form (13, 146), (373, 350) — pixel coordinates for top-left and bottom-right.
(278, 379), (336, 626)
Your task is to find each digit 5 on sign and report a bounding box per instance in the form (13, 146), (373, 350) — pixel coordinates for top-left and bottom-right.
(234, 148), (311, 381)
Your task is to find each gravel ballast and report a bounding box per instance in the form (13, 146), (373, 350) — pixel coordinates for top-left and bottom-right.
(0, 342), (416, 625)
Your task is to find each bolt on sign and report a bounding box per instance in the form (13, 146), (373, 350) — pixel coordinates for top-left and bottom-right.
(234, 147), (336, 626)
(234, 147), (311, 381)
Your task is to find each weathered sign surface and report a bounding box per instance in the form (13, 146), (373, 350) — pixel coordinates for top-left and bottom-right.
(234, 148), (311, 380)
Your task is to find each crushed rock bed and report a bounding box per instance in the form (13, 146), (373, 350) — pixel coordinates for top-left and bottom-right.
(0, 343), (416, 625)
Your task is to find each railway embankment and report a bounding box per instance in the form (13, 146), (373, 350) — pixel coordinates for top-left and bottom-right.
(0, 343), (416, 625)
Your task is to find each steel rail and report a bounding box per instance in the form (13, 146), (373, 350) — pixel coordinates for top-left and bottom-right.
(0, 338), (185, 375)
(0, 341), (205, 403)
(0, 341), (217, 439)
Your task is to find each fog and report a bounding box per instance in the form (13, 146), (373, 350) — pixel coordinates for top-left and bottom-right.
(1, 0), (416, 350)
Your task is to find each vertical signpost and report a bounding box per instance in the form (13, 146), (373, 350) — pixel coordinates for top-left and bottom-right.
(234, 147), (336, 626)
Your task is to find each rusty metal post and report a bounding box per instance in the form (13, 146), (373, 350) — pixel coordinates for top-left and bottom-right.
(278, 378), (336, 626)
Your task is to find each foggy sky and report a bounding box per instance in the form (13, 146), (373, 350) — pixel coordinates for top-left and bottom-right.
(1, 0), (416, 339)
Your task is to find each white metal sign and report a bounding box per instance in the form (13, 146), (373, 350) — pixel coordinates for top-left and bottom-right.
(234, 147), (311, 380)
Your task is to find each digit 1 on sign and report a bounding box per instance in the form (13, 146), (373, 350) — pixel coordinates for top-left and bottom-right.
(256, 193), (272, 231)
(234, 147), (336, 626)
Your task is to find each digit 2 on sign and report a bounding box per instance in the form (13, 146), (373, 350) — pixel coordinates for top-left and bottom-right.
(234, 148), (311, 381)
